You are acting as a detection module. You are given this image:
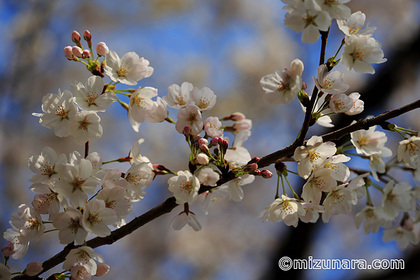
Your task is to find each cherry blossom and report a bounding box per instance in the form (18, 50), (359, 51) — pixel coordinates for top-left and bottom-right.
(71, 76), (117, 112)
(190, 86), (216, 111)
(52, 207), (87, 245)
(301, 168), (337, 204)
(128, 86), (158, 130)
(63, 246), (104, 276)
(171, 211), (202, 231)
(55, 158), (101, 208)
(168, 170), (200, 204)
(322, 183), (358, 222)
(354, 206), (392, 234)
(69, 111), (103, 145)
(329, 93), (353, 113)
(299, 202), (323, 223)
(316, 0), (351, 20)
(344, 92), (364, 115)
(382, 226), (418, 249)
(196, 166), (220, 187)
(104, 51), (153, 85)
(0, 264), (11, 280)
(284, 0), (331, 43)
(294, 136), (336, 179)
(314, 64), (349, 95)
(28, 147), (66, 183)
(4, 205), (45, 259)
(341, 35), (386, 74)
(164, 82), (193, 109)
(397, 135), (420, 168)
(259, 195), (305, 227)
(351, 125), (391, 156)
(82, 199), (117, 237)
(381, 181), (415, 219)
(204, 116), (223, 137)
(124, 162), (155, 201)
(337, 11), (376, 37)
(260, 59), (304, 104)
(225, 174), (255, 202)
(33, 89), (78, 137)
(175, 104), (203, 135)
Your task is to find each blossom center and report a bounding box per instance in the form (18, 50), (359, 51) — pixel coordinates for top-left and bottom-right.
(78, 118), (92, 131)
(56, 105), (69, 119)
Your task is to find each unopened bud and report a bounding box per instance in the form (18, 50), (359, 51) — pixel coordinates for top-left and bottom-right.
(261, 169), (273, 178)
(96, 42), (109, 57)
(24, 261), (43, 276)
(231, 112), (245, 121)
(211, 137), (219, 146)
(249, 157), (260, 164)
(183, 125), (192, 136)
(64, 46), (73, 60)
(290, 58), (304, 77)
(197, 153), (209, 165)
(298, 90), (310, 107)
(2, 242), (14, 257)
(95, 263), (110, 277)
(82, 49), (91, 59)
(72, 46), (83, 58)
(301, 81), (307, 90)
(71, 30), (82, 47)
(244, 163), (258, 172)
(83, 30), (92, 42)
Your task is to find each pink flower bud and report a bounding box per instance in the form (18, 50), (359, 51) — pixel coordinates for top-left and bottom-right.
(261, 169), (273, 179)
(72, 46), (83, 58)
(183, 125), (192, 136)
(82, 49), (91, 59)
(244, 163), (258, 172)
(249, 157), (260, 164)
(197, 138), (208, 146)
(83, 30), (92, 41)
(230, 112), (245, 121)
(301, 81), (307, 90)
(95, 263), (110, 276)
(24, 261), (43, 276)
(64, 46), (73, 60)
(96, 42), (109, 57)
(211, 137), (219, 146)
(1, 242), (14, 257)
(72, 30), (81, 43)
(233, 119), (252, 132)
(197, 153), (209, 165)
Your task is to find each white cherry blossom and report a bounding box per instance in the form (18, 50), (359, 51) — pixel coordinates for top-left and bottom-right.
(316, 0), (351, 20)
(125, 162), (155, 201)
(381, 181), (415, 219)
(259, 195), (305, 227)
(382, 226), (418, 249)
(28, 147), (66, 183)
(82, 199), (117, 237)
(190, 86), (216, 111)
(294, 136), (336, 179)
(33, 89), (78, 137)
(284, 0), (331, 43)
(168, 170), (200, 205)
(171, 211), (202, 231)
(204, 116), (223, 137)
(52, 207), (87, 244)
(226, 174), (255, 202)
(397, 136), (420, 168)
(355, 206), (392, 234)
(104, 51), (153, 85)
(196, 166), (219, 187)
(337, 11), (376, 37)
(69, 111), (103, 145)
(341, 35), (386, 74)
(301, 168), (337, 204)
(322, 183), (358, 222)
(314, 64), (349, 95)
(55, 159), (101, 208)
(128, 86), (157, 130)
(63, 246), (104, 276)
(351, 125), (391, 156)
(175, 104), (203, 135)
(329, 93), (353, 113)
(344, 92), (364, 115)
(260, 59), (304, 104)
(164, 82), (193, 109)
(71, 76), (117, 112)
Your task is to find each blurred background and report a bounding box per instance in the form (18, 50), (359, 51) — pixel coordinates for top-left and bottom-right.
(1, 0), (420, 279)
